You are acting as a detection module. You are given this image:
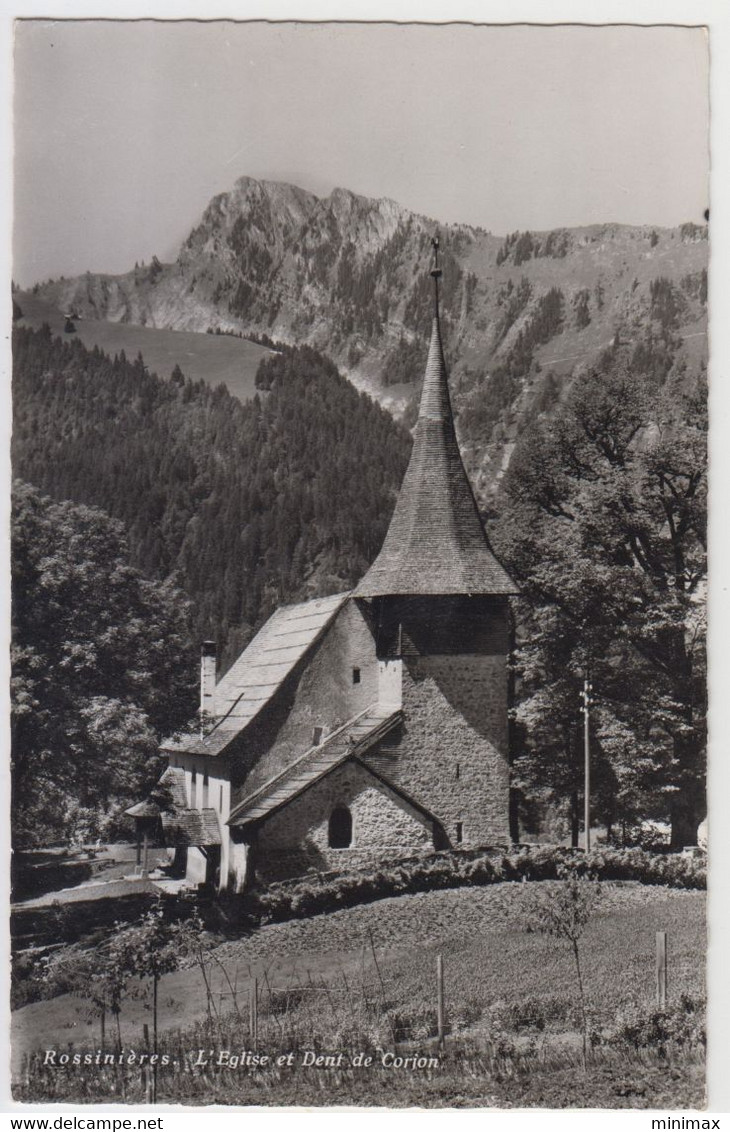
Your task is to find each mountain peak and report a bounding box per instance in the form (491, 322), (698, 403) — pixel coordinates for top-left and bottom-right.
(31, 174), (708, 507)
(231, 175), (318, 210)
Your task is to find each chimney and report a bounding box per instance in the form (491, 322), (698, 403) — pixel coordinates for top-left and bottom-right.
(200, 641), (216, 734)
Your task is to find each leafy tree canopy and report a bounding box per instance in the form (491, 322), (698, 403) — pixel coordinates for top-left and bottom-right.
(494, 357), (706, 847)
(11, 481), (197, 846)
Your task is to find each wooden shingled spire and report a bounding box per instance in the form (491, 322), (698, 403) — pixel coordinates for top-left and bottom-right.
(355, 235), (517, 598)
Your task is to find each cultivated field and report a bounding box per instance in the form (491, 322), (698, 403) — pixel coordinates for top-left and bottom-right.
(12, 880), (705, 1107)
(15, 294), (271, 401)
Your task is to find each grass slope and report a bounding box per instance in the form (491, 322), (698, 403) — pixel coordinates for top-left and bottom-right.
(13, 881), (705, 1106)
(16, 294), (270, 401)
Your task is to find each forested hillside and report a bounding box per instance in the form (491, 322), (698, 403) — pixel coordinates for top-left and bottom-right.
(12, 326), (411, 669)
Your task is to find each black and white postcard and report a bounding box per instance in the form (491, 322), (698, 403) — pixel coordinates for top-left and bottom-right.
(6, 11), (722, 1115)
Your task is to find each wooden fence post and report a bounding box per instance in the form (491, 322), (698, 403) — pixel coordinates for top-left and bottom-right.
(436, 954), (445, 1048)
(152, 973), (158, 1104)
(250, 977), (259, 1048)
(656, 931), (668, 1009)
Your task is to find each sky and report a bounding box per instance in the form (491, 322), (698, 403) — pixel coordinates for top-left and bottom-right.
(12, 20), (709, 288)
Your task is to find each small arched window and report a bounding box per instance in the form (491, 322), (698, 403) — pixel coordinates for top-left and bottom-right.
(328, 805), (353, 849)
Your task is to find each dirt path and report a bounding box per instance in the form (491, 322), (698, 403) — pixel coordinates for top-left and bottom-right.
(11, 944), (372, 1077)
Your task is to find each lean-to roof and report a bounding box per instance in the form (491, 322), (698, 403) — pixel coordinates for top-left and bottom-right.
(229, 703), (402, 825)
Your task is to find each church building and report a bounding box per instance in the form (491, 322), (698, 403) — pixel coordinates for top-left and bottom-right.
(127, 243), (518, 892)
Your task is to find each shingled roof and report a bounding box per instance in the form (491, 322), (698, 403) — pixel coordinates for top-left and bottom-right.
(124, 766), (188, 819)
(355, 261), (517, 597)
(229, 704), (402, 825)
(161, 808), (221, 847)
(163, 592), (349, 757)
(125, 766), (222, 847)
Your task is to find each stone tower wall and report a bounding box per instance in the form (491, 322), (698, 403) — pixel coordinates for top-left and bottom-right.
(228, 594), (511, 880)
(364, 595), (511, 847)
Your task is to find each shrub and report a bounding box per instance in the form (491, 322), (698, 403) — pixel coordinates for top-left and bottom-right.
(521, 874), (604, 1067)
(267, 986), (312, 1016)
(491, 994), (578, 1033)
(607, 994), (705, 1056)
(449, 996), (485, 1032)
(245, 844), (703, 927)
(11, 952), (47, 1010)
(384, 1005), (440, 1042)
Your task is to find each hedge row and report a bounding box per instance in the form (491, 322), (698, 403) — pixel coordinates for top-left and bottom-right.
(244, 845), (705, 925)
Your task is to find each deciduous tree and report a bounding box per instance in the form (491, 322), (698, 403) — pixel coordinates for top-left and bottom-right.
(497, 360), (706, 847)
(11, 481), (197, 846)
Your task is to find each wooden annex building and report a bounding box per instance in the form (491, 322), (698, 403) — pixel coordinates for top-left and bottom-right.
(127, 249), (518, 892)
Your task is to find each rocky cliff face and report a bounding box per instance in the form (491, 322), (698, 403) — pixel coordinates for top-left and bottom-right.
(35, 176), (708, 495)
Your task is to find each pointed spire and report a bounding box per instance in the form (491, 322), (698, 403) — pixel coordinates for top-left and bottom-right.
(418, 234), (453, 423)
(430, 233), (442, 316)
(355, 237), (517, 598)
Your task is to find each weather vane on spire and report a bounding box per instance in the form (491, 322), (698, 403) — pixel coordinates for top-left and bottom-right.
(430, 233), (442, 316)
(430, 233), (442, 278)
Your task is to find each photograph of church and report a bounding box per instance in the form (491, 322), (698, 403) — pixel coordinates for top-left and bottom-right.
(128, 250), (518, 891)
(9, 18), (713, 1112)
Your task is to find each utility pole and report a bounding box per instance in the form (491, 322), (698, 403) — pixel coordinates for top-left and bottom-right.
(580, 674), (593, 852)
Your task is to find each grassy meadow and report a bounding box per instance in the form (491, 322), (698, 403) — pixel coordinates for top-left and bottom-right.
(13, 880), (705, 1107)
(15, 293), (271, 401)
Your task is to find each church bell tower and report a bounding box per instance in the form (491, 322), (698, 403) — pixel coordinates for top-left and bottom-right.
(355, 237), (517, 848)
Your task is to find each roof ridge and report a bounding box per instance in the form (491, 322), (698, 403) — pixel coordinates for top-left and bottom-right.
(262, 591), (351, 615)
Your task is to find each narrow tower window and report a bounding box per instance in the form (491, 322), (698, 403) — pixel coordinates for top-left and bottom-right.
(328, 805), (353, 849)
(456, 763), (460, 780)
(352, 667), (361, 684)
(312, 725), (324, 746)
(455, 821), (463, 845)
(202, 772), (209, 808)
(191, 768), (197, 809)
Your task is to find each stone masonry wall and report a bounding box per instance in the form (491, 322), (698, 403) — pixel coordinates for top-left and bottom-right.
(364, 653), (510, 848)
(255, 760), (433, 883)
(361, 595), (512, 848)
(230, 594), (511, 881)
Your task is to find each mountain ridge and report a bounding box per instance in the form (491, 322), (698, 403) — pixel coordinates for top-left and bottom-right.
(30, 176), (708, 496)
